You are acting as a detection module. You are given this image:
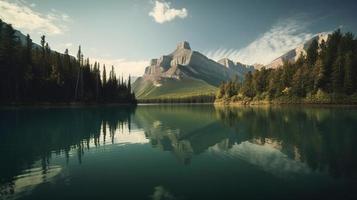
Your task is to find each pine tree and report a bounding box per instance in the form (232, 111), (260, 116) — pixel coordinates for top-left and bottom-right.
(41, 35), (46, 58)
(306, 39), (319, 66)
(292, 68), (305, 97)
(75, 45), (82, 100)
(316, 39), (328, 90)
(128, 75), (131, 93)
(102, 64), (107, 85)
(0, 23), (17, 101)
(323, 29), (342, 92)
(343, 52), (354, 94)
(241, 71), (255, 98)
(314, 58), (324, 91)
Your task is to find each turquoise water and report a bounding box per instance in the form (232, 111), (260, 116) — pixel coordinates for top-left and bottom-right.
(0, 105), (357, 200)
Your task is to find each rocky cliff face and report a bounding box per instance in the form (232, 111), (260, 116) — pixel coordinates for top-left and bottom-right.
(266, 33), (329, 68)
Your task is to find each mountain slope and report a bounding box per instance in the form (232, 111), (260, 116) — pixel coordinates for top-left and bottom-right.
(266, 33), (329, 68)
(133, 77), (217, 99)
(133, 41), (254, 100)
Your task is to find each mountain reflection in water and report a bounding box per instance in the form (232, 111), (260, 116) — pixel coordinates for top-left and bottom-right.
(1, 105), (357, 199)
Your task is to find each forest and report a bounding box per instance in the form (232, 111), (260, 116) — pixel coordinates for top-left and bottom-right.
(216, 30), (357, 104)
(0, 19), (136, 104)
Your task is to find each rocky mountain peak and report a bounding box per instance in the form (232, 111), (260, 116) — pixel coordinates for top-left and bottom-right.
(176, 41), (191, 50)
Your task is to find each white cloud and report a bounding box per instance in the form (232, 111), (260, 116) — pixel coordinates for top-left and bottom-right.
(92, 57), (149, 79)
(149, 0), (188, 24)
(204, 18), (315, 65)
(65, 43), (73, 47)
(0, 0), (70, 35)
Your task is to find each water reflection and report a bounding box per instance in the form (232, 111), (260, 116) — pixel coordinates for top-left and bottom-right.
(150, 185), (177, 200)
(0, 106), (139, 198)
(134, 105), (357, 178)
(1, 105), (357, 199)
(134, 105), (235, 165)
(214, 106), (357, 178)
(209, 141), (312, 178)
(0, 166), (62, 199)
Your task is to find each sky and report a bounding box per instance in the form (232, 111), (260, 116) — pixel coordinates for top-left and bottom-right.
(1, 0), (357, 77)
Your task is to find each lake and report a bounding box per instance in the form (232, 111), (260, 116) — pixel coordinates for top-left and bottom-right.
(0, 105), (357, 200)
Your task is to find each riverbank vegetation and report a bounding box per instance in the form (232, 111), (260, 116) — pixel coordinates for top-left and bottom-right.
(216, 30), (357, 105)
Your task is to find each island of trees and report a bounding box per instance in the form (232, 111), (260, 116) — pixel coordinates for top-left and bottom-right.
(0, 19), (136, 105)
(216, 30), (357, 105)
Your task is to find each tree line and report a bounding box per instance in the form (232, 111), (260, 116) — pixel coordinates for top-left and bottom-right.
(0, 19), (136, 104)
(139, 94), (215, 104)
(217, 30), (357, 104)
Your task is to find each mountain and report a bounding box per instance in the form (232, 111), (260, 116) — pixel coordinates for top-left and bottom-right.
(133, 41), (254, 100)
(266, 33), (329, 68)
(217, 58), (255, 75)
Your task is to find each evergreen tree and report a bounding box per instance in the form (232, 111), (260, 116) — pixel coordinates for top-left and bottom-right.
(102, 64), (107, 85)
(306, 39), (319, 66)
(343, 52), (354, 94)
(241, 71), (255, 98)
(0, 23), (17, 101)
(323, 29), (342, 92)
(24, 34), (33, 82)
(128, 75), (131, 93)
(41, 35), (46, 57)
(314, 58), (324, 91)
(292, 68), (306, 97)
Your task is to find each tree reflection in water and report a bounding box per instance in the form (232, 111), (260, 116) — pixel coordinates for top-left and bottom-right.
(1, 105), (357, 199)
(0, 106), (137, 197)
(135, 105), (357, 178)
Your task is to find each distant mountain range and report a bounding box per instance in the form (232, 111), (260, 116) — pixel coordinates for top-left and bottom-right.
(132, 41), (254, 100)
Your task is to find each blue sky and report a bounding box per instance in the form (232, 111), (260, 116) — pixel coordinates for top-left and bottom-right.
(1, 0), (357, 76)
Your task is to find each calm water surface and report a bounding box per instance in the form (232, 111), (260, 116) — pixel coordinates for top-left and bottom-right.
(0, 105), (357, 200)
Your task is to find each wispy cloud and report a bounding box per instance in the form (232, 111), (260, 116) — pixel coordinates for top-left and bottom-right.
(0, 0), (70, 35)
(149, 0), (188, 24)
(204, 18), (315, 65)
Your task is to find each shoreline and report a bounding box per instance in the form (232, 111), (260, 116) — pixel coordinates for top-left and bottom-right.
(2, 101), (357, 108)
(0, 102), (137, 109)
(214, 100), (357, 107)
